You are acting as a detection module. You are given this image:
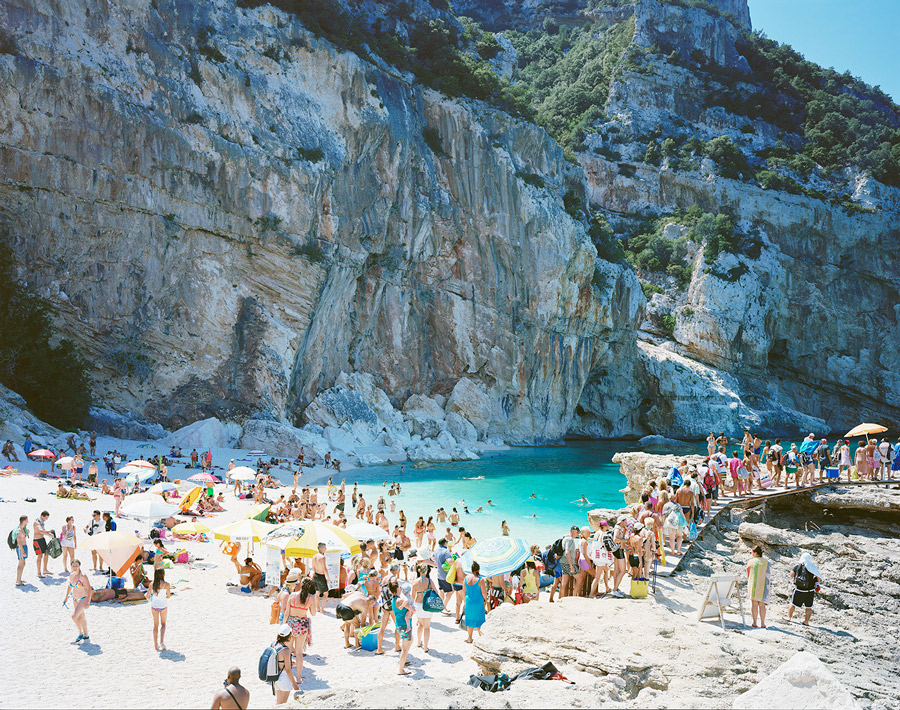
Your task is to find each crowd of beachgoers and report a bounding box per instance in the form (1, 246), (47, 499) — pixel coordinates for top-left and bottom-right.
(2, 427), (898, 706)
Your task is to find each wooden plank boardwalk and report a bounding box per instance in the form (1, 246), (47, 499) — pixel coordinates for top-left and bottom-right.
(655, 477), (900, 577)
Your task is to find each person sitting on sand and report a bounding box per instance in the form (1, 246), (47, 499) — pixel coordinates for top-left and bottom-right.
(233, 557), (262, 592)
(131, 557), (150, 589)
(57, 483), (95, 500)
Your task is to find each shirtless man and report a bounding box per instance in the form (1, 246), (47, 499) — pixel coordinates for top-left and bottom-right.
(33, 511), (54, 577)
(87, 460), (99, 485)
(487, 572), (506, 610)
(211, 668), (250, 710)
(311, 543), (330, 611)
(336, 587), (376, 648)
(15, 515), (28, 586)
(336, 488), (345, 514)
(449, 508), (460, 526)
(309, 488), (319, 518)
(675, 482), (694, 525)
(356, 494), (366, 520)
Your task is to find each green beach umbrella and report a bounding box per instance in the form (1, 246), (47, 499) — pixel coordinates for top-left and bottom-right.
(460, 537), (531, 577)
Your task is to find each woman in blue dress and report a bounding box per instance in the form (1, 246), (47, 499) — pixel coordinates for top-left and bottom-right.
(464, 560), (487, 643)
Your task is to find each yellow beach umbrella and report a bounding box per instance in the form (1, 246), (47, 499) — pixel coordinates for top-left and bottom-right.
(172, 521), (211, 535)
(845, 423), (888, 438)
(213, 518), (277, 543)
(245, 503), (270, 522)
(277, 521), (361, 559)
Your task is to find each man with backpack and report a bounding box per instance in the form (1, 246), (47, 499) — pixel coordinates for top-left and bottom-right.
(542, 539), (562, 603)
(814, 438), (832, 483)
(787, 552), (822, 626)
(769, 439), (784, 486)
(211, 667), (249, 709)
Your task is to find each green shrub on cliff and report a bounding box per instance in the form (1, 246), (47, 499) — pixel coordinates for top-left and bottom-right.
(704, 31), (900, 187)
(506, 18), (635, 154)
(0, 242), (92, 429)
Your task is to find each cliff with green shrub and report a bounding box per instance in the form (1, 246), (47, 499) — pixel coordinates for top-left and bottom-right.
(0, 0), (896, 441)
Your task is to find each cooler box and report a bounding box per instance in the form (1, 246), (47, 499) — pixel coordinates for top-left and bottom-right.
(360, 632), (378, 652)
(825, 468), (839, 479)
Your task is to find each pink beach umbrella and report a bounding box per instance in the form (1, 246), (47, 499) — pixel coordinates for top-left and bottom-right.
(188, 472), (218, 484)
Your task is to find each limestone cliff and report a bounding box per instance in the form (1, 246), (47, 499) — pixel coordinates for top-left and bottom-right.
(0, 0), (636, 443)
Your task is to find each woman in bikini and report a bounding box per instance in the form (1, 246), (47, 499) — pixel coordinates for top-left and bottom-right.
(63, 559), (92, 643)
(283, 578), (316, 682)
(146, 568), (172, 651)
(389, 579), (415, 675)
(411, 563), (439, 652)
(706, 432), (716, 457)
(113, 478), (125, 516)
(60, 515), (76, 573)
(413, 517), (425, 548)
(426, 517), (436, 550)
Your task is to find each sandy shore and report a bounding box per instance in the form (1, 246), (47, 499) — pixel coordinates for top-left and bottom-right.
(0, 469), (497, 709)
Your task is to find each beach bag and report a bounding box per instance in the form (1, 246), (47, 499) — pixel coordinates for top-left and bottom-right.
(46, 537), (62, 559)
(106, 576), (124, 589)
(7, 529), (16, 550)
(423, 589), (444, 613)
(601, 530), (619, 553)
(445, 563), (457, 584)
(759, 474), (773, 489)
(630, 578), (649, 598)
(669, 467), (683, 487)
(688, 521), (698, 541)
(221, 541), (239, 556)
(174, 549), (189, 564)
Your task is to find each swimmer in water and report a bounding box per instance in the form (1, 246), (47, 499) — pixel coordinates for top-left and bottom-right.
(574, 495), (590, 505)
(529, 493), (537, 499)
(487, 499), (493, 506)
(464, 506), (470, 514)
(531, 513), (536, 518)
(475, 506), (483, 512)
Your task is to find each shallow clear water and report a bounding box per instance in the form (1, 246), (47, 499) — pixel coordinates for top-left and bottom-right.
(298, 440), (670, 546)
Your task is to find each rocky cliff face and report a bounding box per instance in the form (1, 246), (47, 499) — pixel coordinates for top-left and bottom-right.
(0, 0), (896, 445)
(0, 0), (636, 443)
(573, 0), (900, 438)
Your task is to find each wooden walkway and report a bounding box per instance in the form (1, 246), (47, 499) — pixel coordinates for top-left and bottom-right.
(655, 477), (900, 577)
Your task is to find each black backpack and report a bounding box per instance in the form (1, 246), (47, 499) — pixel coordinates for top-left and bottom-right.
(552, 537), (564, 557)
(7, 529), (17, 550)
(602, 530), (620, 552)
(795, 564), (815, 591)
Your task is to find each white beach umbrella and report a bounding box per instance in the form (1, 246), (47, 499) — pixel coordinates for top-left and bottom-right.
(229, 466), (258, 481)
(124, 469), (156, 484)
(56, 456), (76, 470)
(121, 495), (180, 519)
(346, 521), (392, 542)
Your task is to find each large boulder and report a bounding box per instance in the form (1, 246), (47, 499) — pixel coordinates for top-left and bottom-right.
(733, 651), (861, 710)
(322, 425), (360, 455)
(612, 451), (705, 504)
(402, 394), (445, 438)
(0, 384), (62, 450)
(445, 412), (478, 443)
(166, 418), (232, 450)
(236, 419), (328, 459)
(638, 434), (692, 452)
(446, 378), (495, 439)
(84, 406), (167, 441)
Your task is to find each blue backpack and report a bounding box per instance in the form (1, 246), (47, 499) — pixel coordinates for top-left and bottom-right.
(258, 642), (284, 685)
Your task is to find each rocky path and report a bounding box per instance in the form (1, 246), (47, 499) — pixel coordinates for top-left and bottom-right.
(657, 478), (900, 578)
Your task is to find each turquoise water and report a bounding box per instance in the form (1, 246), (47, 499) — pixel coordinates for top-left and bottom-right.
(301, 441), (655, 546)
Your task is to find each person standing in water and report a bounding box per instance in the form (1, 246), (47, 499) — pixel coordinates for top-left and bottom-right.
(63, 559), (92, 643)
(146, 568), (172, 651)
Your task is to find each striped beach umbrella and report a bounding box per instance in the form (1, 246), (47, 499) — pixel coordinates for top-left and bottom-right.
(460, 537), (531, 577)
(213, 518), (278, 543)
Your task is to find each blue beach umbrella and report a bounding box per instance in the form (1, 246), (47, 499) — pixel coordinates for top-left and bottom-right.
(460, 537), (531, 577)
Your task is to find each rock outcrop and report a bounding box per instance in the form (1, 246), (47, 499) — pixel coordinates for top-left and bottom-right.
(612, 450), (705, 503)
(0, 383), (61, 454)
(733, 652), (861, 710)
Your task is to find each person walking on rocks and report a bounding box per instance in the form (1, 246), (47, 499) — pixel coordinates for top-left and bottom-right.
(746, 546), (770, 628)
(787, 552), (821, 626)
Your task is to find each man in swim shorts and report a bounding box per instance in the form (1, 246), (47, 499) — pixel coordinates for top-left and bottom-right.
(33, 510), (54, 578)
(336, 586), (375, 648)
(15, 515), (29, 586)
(311, 543), (330, 611)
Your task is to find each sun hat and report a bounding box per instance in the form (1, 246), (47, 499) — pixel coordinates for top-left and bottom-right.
(285, 569), (301, 584)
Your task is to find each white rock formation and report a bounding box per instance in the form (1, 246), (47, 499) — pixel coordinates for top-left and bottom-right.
(732, 651), (861, 710)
